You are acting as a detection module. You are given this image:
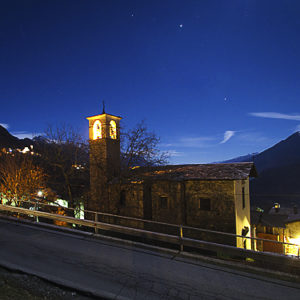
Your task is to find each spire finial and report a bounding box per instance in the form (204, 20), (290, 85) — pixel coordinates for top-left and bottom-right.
(102, 100), (105, 114)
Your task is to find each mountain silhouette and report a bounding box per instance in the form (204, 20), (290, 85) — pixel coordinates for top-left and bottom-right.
(220, 153), (258, 164)
(253, 131), (300, 172)
(224, 132), (300, 209)
(0, 125), (33, 149)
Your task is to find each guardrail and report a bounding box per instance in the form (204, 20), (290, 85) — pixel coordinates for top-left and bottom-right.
(0, 203), (300, 275)
(2, 198), (299, 253)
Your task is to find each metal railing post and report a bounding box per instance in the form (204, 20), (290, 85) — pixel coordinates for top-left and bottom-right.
(179, 225), (183, 252)
(94, 213), (98, 234)
(34, 202), (38, 222)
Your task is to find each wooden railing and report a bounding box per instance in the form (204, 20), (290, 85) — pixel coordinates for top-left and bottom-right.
(0, 202), (300, 275)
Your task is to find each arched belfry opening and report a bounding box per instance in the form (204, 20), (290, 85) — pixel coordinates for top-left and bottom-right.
(109, 120), (117, 139)
(93, 120), (102, 139)
(86, 107), (122, 212)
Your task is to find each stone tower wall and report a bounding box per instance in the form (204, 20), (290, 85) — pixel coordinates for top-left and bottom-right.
(87, 113), (121, 213)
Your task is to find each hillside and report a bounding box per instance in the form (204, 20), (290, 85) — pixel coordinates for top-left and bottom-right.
(224, 132), (300, 209)
(221, 153), (258, 164)
(253, 131), (300, 172)
(0, 125), (33, 149)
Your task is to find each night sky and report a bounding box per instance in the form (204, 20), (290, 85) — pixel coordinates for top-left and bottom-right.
(1, 0), (300, 164)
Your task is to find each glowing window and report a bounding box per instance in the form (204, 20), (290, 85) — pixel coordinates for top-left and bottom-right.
(93, 120), (102, 140)
(110, 120), (117, 139)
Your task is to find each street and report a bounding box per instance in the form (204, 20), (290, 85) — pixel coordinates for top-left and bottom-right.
(0, 218), (299, 300)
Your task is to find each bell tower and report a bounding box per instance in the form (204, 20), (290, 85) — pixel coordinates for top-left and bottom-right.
(86, 106), (121, 212)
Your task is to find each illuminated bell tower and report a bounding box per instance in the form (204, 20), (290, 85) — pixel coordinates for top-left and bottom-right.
(86, 105), (121, 212)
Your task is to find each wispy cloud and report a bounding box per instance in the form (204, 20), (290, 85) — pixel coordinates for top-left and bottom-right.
(11, 131), (42, 139)
(0, 123), (9, 129)
(220, 131), (235, 144)
(168, 150), (185, 157)
(250, 112), (300, 121)
(161, 136), (216, 149)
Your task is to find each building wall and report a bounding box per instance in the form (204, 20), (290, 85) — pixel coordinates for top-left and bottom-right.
(108, 180), (239, 232)
(184, 180), (236, 233)
(286, 221), (300, 242)
(107, 179), (251, 246)
(151, 181), (183, 224)
(234, 180), (251, 249)
(141, 179), (240, 244)
(284, 221), (300, 256)
(89, 139), (120, 212)
(88, 115), (121, 213)
(89, 141), (108, 212)
(108, 183), (144, 218)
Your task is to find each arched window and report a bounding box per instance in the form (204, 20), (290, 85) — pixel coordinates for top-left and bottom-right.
(109, 120), (117, 139)
(93, 120), (102, 140)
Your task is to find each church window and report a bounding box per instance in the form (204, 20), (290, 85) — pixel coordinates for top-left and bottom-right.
(159, 196), (168, 209)
(266, 226), (273, 234)
(242, 187), (245, 209)
(110, 120), (117, 139)
(93, 120), (102, 140)
(199, 198), (211, 211)
(120, 190), (126, 206)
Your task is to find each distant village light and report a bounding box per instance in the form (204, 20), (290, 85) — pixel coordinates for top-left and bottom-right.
(21, 147), (30, 154)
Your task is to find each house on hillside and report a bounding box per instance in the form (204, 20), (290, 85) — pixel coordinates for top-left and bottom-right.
(86, 109), (257, 249)
(252, 204), (300, 255)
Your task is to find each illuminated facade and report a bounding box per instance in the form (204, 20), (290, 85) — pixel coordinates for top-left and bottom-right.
(87, 109), (256, 249)
(86, 110), (121, 212)
(107, 163), (256, 249)
(253, 206), (300, 256)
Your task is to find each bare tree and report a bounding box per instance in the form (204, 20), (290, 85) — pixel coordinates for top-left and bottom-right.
(121, 120), (169, 171)
(34, 124), (89, 210)
(0, 153), (46, 206)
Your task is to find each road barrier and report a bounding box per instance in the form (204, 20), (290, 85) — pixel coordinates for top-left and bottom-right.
(0, 202), (300, 275)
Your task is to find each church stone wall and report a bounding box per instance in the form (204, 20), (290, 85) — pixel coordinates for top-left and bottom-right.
(89, 141), (108, 212)
(140, 180), (237, 235)
(107, 183), (144, 230)
(184, 180), (236, 233)
(108, 183), (144, 218)
(107, 179), (245, 244)
(151, 181), (183, 224)
(234, 180), (251, 249)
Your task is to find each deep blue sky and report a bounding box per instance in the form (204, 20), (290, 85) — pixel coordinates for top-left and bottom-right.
(1, 0), (300, 163)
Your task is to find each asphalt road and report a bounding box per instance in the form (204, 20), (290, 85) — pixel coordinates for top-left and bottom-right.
(0, 218), (299, 300)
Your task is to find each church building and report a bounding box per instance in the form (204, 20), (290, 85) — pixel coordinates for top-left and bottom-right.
(86, 109), (257, 248)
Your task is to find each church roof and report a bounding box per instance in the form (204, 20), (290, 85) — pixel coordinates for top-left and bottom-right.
(124, 162), (257, 182)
